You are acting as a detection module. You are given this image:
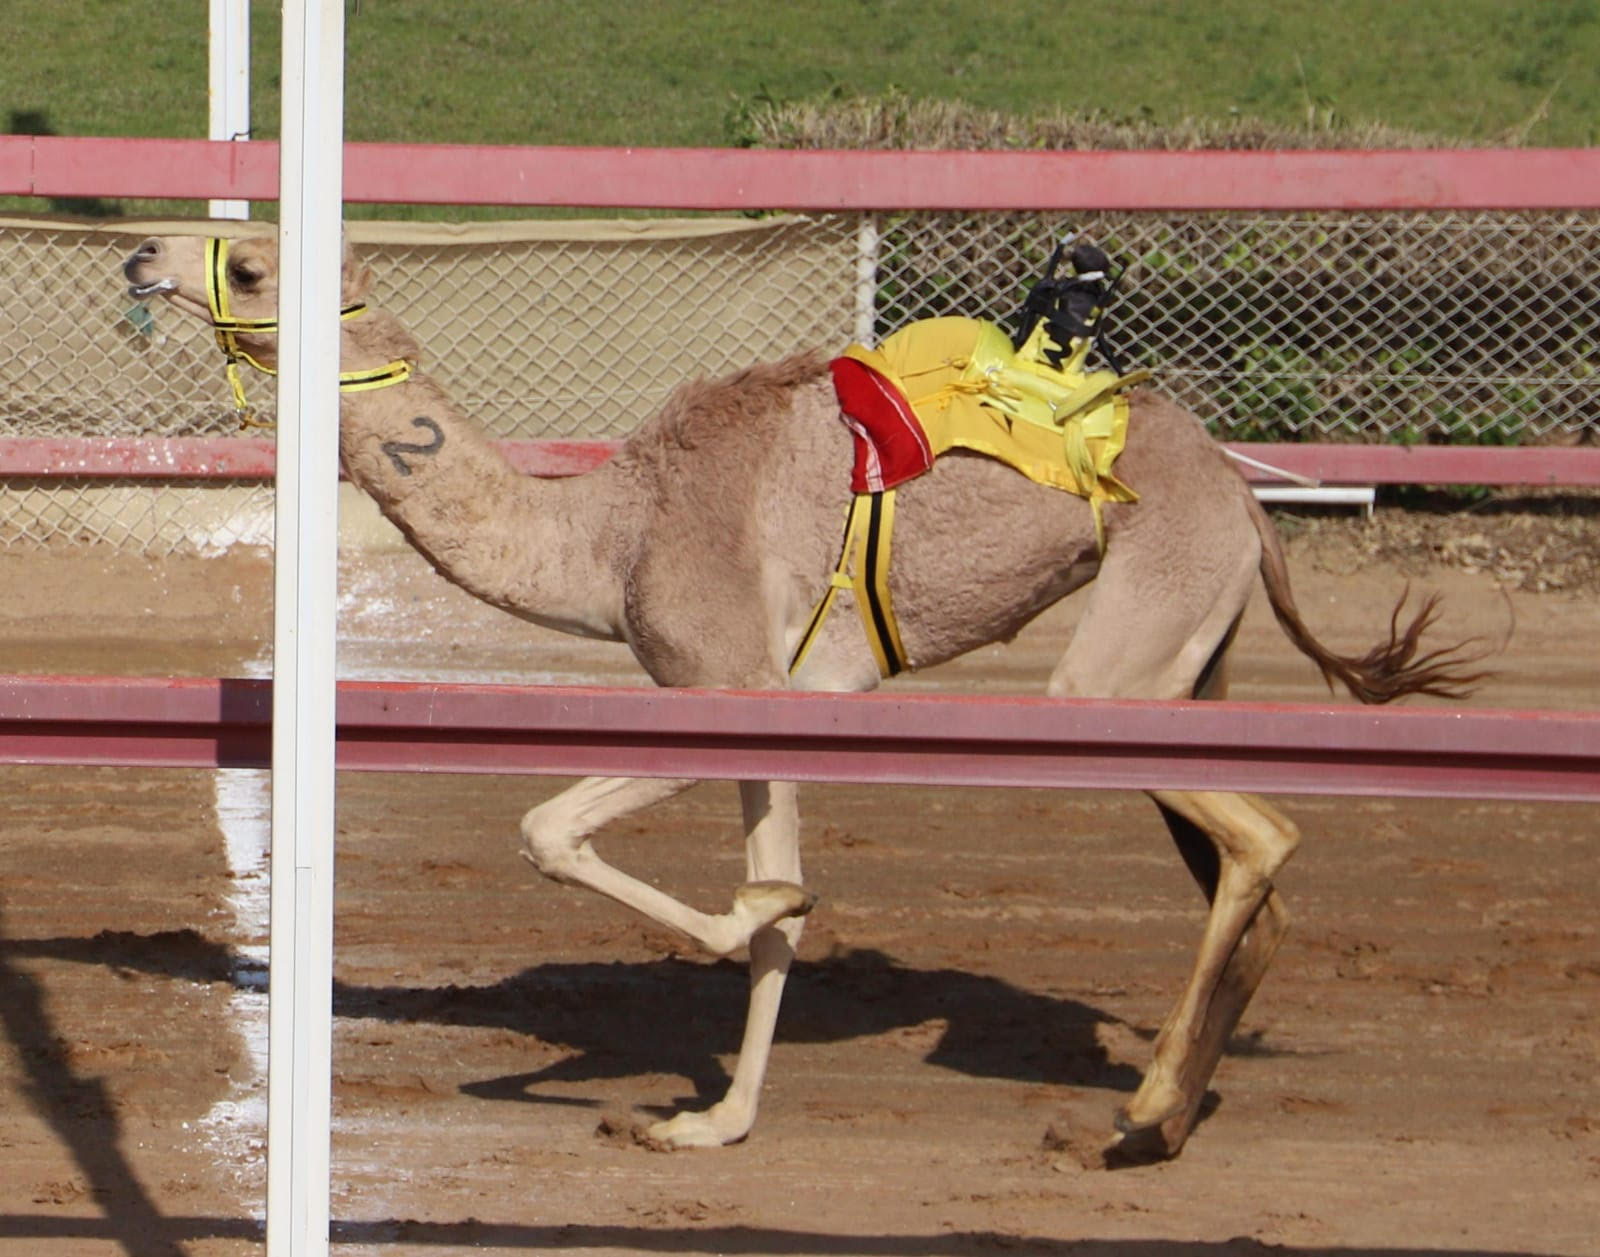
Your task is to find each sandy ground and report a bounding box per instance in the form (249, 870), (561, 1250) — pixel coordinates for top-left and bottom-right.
(0, 512), (1595, 1257)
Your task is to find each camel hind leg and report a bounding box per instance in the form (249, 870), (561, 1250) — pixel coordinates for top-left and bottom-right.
(1120, 627), (1299, 1157)
(1048, 515), (1299, 1158)
(1117, 789), (1297, 1155)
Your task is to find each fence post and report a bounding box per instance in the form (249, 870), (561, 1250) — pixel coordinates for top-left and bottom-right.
(853, 213), (879, 345)
(266, 0), (344, 1251)
(207, 0), (250, 220)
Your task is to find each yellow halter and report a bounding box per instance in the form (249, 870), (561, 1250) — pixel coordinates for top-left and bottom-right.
(204, 236), (413, 428)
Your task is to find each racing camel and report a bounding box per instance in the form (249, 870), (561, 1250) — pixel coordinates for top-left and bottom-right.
(124, 233), (1482, 1159)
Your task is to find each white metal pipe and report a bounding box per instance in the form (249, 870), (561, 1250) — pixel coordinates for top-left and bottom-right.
(207, 0), (250, 220)
(853, 215), (879, 346)
(266, 1), (345, 1253)
(1252, 485), (1376, 516)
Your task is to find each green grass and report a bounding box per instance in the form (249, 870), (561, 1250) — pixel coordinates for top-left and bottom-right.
(6, 0), (1599, 216)
(12, 0), (1600, 146)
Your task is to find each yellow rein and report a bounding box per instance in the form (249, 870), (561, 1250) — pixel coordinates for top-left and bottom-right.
(205, 237), (413, 428)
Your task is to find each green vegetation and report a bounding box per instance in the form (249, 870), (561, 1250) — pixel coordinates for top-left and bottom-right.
(9, 0), (1597, 219)
(8, 0), (1600, 152)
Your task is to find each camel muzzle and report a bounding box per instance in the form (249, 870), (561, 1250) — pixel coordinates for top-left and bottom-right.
(123, 239), (175, 298)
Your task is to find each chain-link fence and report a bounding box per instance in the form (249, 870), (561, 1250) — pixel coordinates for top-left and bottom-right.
(875, 210), (1600, 445)
(1, 214), (859, 442)
(1, 208), (1596, 551)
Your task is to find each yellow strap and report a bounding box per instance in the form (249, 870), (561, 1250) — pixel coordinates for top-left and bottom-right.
(789, 496), (864, 675)
(789, 491), (906, 680)
(787, 585), (841, 677)
(852, 489), (905, 677)
(333, 361), (415, 392)
(204, 236), (411, 428)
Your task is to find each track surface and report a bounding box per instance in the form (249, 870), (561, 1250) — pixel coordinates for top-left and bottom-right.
(0, 528), (1595, 1257)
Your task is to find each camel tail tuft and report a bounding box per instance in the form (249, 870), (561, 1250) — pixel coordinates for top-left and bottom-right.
(1245, 491), (1493, 705)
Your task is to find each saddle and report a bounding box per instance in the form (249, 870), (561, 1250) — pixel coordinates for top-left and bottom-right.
(793, 240), (1149, 679)
(831, 315), (1144, 524)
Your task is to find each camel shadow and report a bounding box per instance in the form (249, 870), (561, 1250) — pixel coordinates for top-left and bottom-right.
(0, 908), (1538, 1257)
(0, 912), (1568, 1257)
(2, 927), (1320, 1168)
(386, 947), (1148, 1113)
(6, 929), (1149, 1096)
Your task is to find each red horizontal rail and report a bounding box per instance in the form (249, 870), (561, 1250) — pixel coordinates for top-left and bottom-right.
(3, 437), (1597, 487)
(0, 436), (280, 477)
(0, 675), (1594, 803)
(6, 136), (1600, 211)
(0, 437), (605, 479)
(1219, 443), (1600, 487)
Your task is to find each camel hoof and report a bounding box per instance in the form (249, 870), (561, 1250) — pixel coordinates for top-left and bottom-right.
(1104, 1121), (1177, 1167)
(644, 1110), (732, 1151)
(734, 879), (818, 926)
(1112, 1096), (1184, 1137)
(1111, 1087), (1216, 1163)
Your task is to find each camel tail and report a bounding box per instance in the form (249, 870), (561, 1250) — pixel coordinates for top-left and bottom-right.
(1244, 491), (1492, 705)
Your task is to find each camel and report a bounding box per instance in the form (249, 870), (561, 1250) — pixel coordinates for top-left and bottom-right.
(123, 233), (1483, 1159)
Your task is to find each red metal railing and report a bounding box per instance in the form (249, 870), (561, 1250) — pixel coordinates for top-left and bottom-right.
(6, 136), (1600, 210)
(3, 436), (1598, 486)
(1, 675), (1595, 802)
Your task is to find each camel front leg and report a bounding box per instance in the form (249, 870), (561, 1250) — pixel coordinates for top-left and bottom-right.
(1115, 788), (1299, 1154)
(519, 775), (815, 958)
(647, 779), (805, 1149)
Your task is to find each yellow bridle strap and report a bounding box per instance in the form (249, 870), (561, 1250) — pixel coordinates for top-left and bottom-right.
(333, 361), (415, 392)
(789, 489), (906, 679)
(204, 237), (412, 426)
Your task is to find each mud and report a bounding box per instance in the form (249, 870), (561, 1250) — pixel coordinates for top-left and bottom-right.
(0, 513), (1595, 1256)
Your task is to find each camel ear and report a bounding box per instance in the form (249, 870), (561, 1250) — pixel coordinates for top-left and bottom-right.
(340, 238), (374, 302)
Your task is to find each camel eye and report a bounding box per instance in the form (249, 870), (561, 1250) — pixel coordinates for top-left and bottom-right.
(229, 263), (261, 289)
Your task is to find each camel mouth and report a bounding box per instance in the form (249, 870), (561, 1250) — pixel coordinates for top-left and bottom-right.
(126, 277), (177, 299)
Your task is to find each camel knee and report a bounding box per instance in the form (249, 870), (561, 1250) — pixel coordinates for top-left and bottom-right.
(1218, 795), (1300, 883)
(519, 802), (588, 884)
(1160, 789), (1301, 888)
(1251, 803), (1301, 881)
(1220, 812), (1299, 904)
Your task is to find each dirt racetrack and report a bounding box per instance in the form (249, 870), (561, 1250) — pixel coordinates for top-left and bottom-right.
(0, 505), (1595, 1257)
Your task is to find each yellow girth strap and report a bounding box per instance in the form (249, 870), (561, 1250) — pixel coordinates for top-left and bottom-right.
(789, 489), (907, 679)
(204, 237), (413, 428)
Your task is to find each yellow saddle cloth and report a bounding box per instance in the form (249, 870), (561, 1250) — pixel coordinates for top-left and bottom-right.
(794, 316), (1148, 680)
(836, 315), (1146, 549)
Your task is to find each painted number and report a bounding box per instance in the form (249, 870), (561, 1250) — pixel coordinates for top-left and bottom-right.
(381, 417), (445, 476)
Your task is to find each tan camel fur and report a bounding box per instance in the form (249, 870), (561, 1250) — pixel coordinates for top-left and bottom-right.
(124, 234), (1483, 1159)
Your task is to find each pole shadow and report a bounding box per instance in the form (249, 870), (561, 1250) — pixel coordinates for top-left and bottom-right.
(0, 906), (196, 1257)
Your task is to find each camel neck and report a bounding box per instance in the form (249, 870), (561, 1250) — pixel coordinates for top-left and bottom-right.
(336, 369), (631, 641)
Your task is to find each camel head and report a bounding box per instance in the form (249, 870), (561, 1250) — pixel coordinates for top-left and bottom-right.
(123, 234), (377, 373)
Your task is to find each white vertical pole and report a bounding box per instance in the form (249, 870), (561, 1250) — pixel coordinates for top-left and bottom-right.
(267, 0), (344, 1253)
(853, 214), (879, 346)
(207, 0), (251, 220)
